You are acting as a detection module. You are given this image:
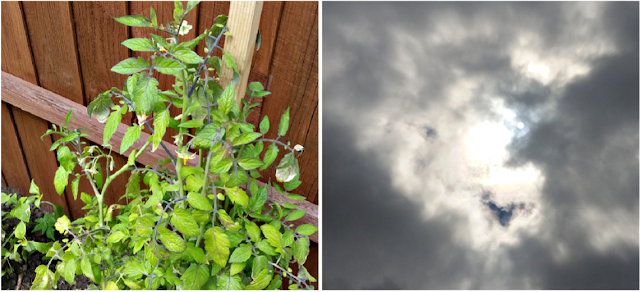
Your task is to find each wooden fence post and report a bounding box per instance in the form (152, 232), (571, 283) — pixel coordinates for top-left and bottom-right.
(219, 1), (264, 106)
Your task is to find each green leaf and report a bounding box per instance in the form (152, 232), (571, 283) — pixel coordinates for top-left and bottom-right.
(56, 145), (75, 172)
(178, 119), (203, 128)
(259, 116), (269, 134)
(120, 124), (141, 154)
(186, 1), (200, 13)
(153, 56), (186, 75)
(54, 166), (68, 195)
(64, 259), (77, 285)
(251, 255), (268, 279)
(293, 237), (310, 264)
(192, 124), (224, 149)
(173, 1), (184, 19)
(150, 7), (157, 27)
(32, 265), (54, 290)
(231, 132), (261, 146)
(245, 220), (261, 242)
(285, 194), (306, 200)
(107, 231), (126, 243)
(218, 84), (234, 116)
(187, 193), (213, 211)
(132, 75), (159, 115)
(170, 47), (204, 64)
(105, 281), (118, 290)
(245, 269), (272, 290)
(222, 50), (237, 71)
(152, 105), (170, 152)
(114, 15), (152, 27)
(259, 144), (279, 171)
(295, 224), (317, 236)
(185, 244), (207, 264)
(216, 273), (243, 290)
(260, 224), (284, 255)
(248, 186), (267, 212)
(204, 227), (230, 267)
(249, 82), (264, 92)
(121, 38), (156, 51)
(111, 57), (151, 75)
(150, 33), (170, 51)
(210, 158), (233, 174)
(181, 264), (208, 290)
(226, 187), (248, 208)
(230, 262), (246, 276)
(170, 209), (199, 237)
(278, 107), (290, 136)
(285, 209), (305, 222)
(122, 258), (144, 278)
(88, 92), (114, 122)
(81, 257), (95, 282)
(15, 221), (26, 239)
(156, 226), (186, 253)
(255, 239), (278, 256)
(135, 216), (154, 237)
(236, 157), (264, 170)
(104, 106), (122, 146)
(228, 243), (252, 263)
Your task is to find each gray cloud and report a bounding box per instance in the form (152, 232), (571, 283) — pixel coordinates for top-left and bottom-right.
(323, 1), (638, 289)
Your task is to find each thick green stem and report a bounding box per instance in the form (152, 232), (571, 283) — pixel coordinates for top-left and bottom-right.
(194, 224), (205, 247)
(98, 140), (150, 226)
(200, 149), (215, 197)
(175, 70), (191, 198)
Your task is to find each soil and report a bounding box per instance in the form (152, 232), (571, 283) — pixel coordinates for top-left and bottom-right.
(1, 187), (91, 290)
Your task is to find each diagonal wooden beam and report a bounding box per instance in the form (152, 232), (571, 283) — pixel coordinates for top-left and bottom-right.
(2, 70), (318, 242)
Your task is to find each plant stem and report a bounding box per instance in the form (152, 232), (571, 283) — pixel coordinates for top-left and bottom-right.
(194, 224), (205, 247)
(98, 140), (151, 226)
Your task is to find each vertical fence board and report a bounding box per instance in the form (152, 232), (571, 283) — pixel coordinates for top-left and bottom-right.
(258, 2), (318, 202)
(72, 1), (132, 216)
(2, 1), (70, 216)
(129, 1), (199, 141)
(1, 102), (31, 195)
(23, 1), (90, 219)
(245, 1), (284, 126)
(195, 1), (230, 60)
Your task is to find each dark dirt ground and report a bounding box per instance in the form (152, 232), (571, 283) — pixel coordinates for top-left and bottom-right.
(1, 187), (91, 290)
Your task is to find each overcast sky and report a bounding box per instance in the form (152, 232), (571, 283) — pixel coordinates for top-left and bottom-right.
(323, 2), (638, 289)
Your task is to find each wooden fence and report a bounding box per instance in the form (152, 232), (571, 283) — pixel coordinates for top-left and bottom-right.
(1, 1), (318, 282)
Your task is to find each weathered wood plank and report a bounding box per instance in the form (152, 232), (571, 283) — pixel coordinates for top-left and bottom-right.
(1, 102), (31, 195)
(2, 71), (185, 172)
(245, 1), (284, 127)
(72, 1), (132, 218)
(219, 1), (263, 105)
(258, 2), (318, 203)
(2, 1), (70, 216)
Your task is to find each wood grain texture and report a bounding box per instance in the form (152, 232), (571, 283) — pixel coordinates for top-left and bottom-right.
(72, 1), (132, 218)
(245, 1), (283, 127)
(195, 1), (230, 63)
(2, 71), (188, 173)
(22, 1), (85, 104)
(1, 1), (71, 216)
(219, 1), (263, 105)
(258, 2), (318, 203)
(129, 1), (199, 141)
(1, 102), (31, 195)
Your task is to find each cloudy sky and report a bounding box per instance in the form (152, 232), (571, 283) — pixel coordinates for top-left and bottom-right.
(323, 2), (638, 289)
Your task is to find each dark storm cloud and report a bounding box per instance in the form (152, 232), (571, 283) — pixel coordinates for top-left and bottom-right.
(324, 1), (639, 289)
(323, 117), (474, 289)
